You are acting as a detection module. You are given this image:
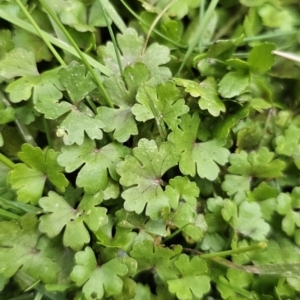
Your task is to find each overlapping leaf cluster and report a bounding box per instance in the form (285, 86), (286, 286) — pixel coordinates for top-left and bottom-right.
(1, 0), (300, 299)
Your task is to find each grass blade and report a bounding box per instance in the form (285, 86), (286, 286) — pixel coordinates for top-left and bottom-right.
(142, 0), (179, 54)
(15, 0), (65, 66)
(98, 0), (124, 79)
(176, 0), (219, 76)
(0, 9), (112, 76)
(99, 0), (127, 33)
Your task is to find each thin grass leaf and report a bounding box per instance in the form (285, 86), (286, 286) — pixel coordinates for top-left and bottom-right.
(0, 197), (41, 214)
(142, 0), (179, 55)
(0, 208), (19, 220)
(98, 0), (124, 79)
(120, 0), (187, 49)
(176, 0), (219, 76)
(100, 0), (127, 33)
(0, 9), (112, 76)
(15, 271), (67, 300)
(33, 292), (43, 300)
(15, 0), (65, 66)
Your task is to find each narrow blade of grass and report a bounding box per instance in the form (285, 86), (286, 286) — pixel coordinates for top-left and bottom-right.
(142, 0), (179, 55)
(0, 9), (112, 76)
(15, 0), (65, 66)
(0, 208), (19, 220)
(120, 0), (187, 49)
(100, 0), (127, 33)
(176, 0), (219, 76)
(15, 271), (67, 300)
(99, 0), (124, 79)
(0, 196), (42, 214)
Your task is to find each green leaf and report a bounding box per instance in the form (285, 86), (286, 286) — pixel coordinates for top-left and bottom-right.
(39, 192), (108, 251)
(71, 247), (128, 299)
(98, 28), (171, 84)
(9, 144), (68, 204)
(13, 29), (52, 62)
(165, 176), (199, 208)
(6, 67), (63, 103)
(97, 63), (150, 142)
(227, 147), (286, 178)
(234, 201), (270, 240)
(130, 240), (180, 282)
(58, 61), (97, 104)
(0, 100), (14, 124)
(168, 113), (230, 180)
(169, 202), (207, 241)
(0, 29), (14, 58)
(132, 81), (189, 131)
(52, 0), (94, 32)
(167, 254), (210, 300)
(218, 72), (250, 99)
(173, 77), (226, 117)
(222, 148), (285, 202)
(96, 216), (137, 250)
(247, 42), (276, 73)
(0, 214), (61, 283)
(38, 100), (105, 145)
(117, 139), (179, 220)
(0, 48), (38, 79)
(116, 209), (168, 241)
(216, 268), (253, 299)
(275, 124), (300, 168)
(57, 137), (128, 193)
(276, 188), (300, 240)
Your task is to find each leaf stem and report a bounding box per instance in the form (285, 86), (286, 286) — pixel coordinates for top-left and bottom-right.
(199, 242), (267, 259)
(163, 223), (190, 243)
(0, 152), (15, 169)
(120, 0), (186, 49)
(15, 0), (66, 66)
(98, 0), (124, 79)
(142, 0), (179, 55)
(38, 0), (113, 107)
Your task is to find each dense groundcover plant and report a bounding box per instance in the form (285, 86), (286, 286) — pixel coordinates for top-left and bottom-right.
(1, 0), (300, 298)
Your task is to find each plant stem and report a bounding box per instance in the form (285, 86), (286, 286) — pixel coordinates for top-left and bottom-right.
(163, 223), (189, 243)
(0, 153), (15, 169)
(142, 0), (179, 55)
(38, 0), (113, 107)
(120, 0), (186, 49)
(199, 242), (267, 259)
